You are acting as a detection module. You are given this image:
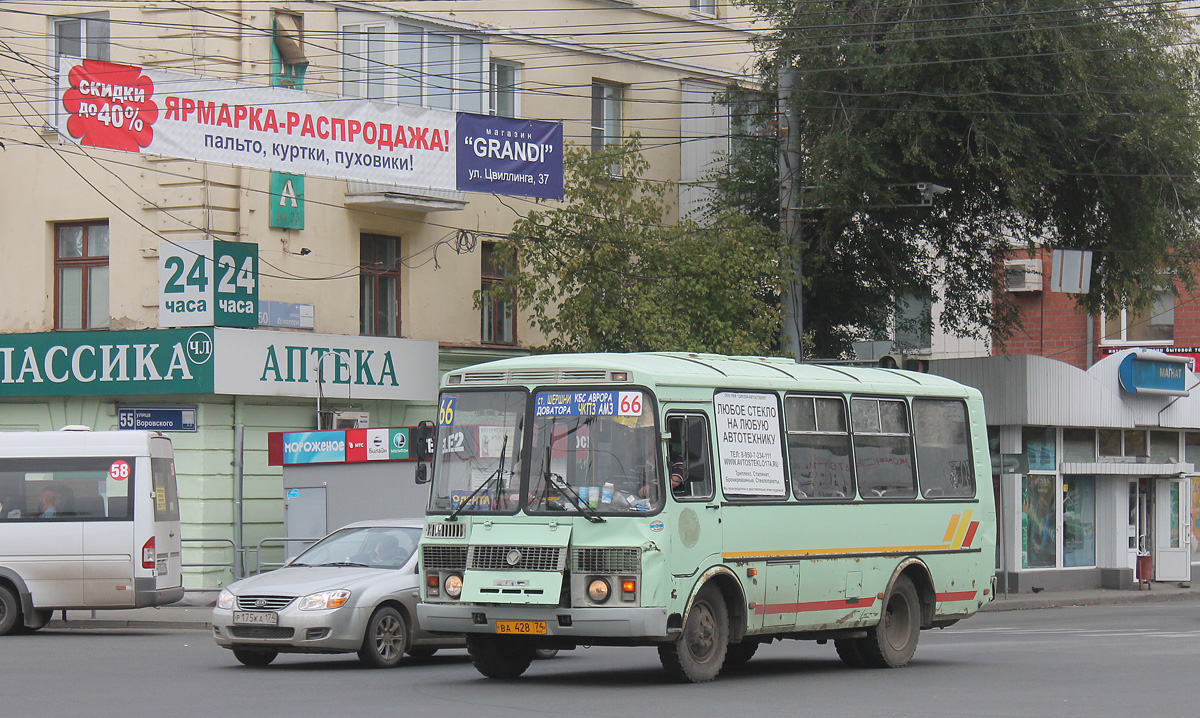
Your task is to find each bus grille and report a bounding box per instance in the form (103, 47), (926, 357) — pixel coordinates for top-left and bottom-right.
(236, 595), (294, 611)
(425, 522), (466, 539)
(422, 545), (468, 571)
(572, 547), (641, 573)
(469, 545), (566, 571)
(229, 626), (295, 640)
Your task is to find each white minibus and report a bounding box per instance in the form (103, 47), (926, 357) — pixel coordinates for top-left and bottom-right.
(0, 429), (184, 634)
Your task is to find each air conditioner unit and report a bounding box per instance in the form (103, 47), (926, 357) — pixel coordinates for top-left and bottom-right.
(1004, 258), (1042, 292)
(318, 410), (370, 430)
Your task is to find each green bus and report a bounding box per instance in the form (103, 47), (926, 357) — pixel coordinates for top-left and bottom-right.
(416, 352), (995, 682)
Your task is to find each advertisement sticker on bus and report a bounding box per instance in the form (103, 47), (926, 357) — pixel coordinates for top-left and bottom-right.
(478, 426), (514, 458)
(534, 390), (642, 417)
(714, 391), (787, 497)
(450, 490), (493, 511)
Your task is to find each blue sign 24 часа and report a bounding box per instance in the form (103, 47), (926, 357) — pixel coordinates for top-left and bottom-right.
(456, 113), (563, 200)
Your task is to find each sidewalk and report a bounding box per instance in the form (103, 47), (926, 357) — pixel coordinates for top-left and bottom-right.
(43, 581), (1199, 630)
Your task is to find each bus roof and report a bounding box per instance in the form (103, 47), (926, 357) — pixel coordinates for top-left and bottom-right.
(0, 430), (168, 458)
(445, 352), (978, 398)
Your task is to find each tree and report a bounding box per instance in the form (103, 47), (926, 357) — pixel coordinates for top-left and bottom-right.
(723, 0), (1200, 355)
(479, 136), (784, 354)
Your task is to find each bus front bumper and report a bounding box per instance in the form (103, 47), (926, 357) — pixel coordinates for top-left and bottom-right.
(418, 602), (670, 640)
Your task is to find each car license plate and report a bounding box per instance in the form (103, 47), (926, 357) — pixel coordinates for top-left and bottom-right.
(495, 620), (546, 635)
(233, 611), (278, 626)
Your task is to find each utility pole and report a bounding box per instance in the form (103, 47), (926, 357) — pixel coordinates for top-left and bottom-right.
(778, 65), (804, 362)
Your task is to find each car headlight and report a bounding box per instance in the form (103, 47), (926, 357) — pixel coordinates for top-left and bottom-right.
(444, 573), (463, 598)
(587, 578), (610, 603)
(298, 589), (351, 611)
(217, 588), (235, 611)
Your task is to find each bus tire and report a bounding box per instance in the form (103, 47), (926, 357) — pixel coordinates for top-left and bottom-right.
(658, 584), (728, 683)
(467, 634), (536, 679)
(834, 638), (868, 667)
(720, 640), (759, 673)
(0, 585), (20, 635)
(358, 606), (408, 668)
(232, 649), (277, 666)
(860, 575), (921, 668)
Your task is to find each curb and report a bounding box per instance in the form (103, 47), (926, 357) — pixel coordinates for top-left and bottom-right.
(982, 588), (1198, 612)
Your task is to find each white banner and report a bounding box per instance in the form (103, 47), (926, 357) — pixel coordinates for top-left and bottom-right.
(58, 58), (457, 191)
(714, 391), (787, 497)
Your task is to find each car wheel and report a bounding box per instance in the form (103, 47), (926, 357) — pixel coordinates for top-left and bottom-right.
(534, 648), (558, 660)
(358, 607), (407, 668)
(232, 649), (278, 666)
(0, 585), (21, 636)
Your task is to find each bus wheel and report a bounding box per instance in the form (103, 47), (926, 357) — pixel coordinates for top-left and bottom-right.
(861, 575), (921, 668)
(467, 634), (536, 679)
(720, 640), (759, 673)
(0, 585), (20, 635)
(834, 638), (868, 667)
(232, 649), (277, 666)
(659, 584), (728, 683)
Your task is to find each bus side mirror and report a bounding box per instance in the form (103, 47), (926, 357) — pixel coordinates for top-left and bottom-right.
(415, 420), (435, 461)
(415, 464), (429, 485)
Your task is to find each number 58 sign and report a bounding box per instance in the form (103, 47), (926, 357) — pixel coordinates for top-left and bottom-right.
(159, 240), (258, 327)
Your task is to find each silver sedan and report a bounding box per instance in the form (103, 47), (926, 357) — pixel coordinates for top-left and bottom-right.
(212, 519), (462, 668)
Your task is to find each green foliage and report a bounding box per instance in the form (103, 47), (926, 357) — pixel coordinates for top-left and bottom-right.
(479, 136), (784, 354)
(725, 0), (1200, 352)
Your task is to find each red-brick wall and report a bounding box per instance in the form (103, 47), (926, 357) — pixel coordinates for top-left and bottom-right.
(996, 252), (1200, 370)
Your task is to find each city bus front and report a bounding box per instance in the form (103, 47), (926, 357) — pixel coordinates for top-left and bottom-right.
(416, 382), (677, 668)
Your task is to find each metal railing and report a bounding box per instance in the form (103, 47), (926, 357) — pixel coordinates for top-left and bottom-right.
(252, 536), (321, 574)
(181, 537), (239, 581)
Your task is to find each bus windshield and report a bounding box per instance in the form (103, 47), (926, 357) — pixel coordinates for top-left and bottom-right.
(428, 389), (525, 514)
(527, 389), (662, 514)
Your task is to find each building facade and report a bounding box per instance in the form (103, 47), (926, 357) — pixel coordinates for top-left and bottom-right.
(0, 1), (759, 586)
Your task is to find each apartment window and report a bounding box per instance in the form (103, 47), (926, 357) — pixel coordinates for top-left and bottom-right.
(54, 14), (110, 62)
(341, 16), (486, 113)
(490, 61), (520, 118)
(591, 82), (623, 152)
(1101, 290), (1174, 344)
(55, 222), (109, 330)
(360, 235), (400, 337)
(481, 243), (515, 345)
(272, 12), (308, 89)
(690, 0), (717, 16)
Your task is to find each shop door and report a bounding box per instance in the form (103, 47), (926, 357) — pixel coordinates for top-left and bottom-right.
(1153, 478), (1191, 582)
(284, 487), (327, 560)
(1127, 479), (1149, 570)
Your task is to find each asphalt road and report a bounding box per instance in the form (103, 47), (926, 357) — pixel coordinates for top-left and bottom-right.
(3, 600), (1198, 718)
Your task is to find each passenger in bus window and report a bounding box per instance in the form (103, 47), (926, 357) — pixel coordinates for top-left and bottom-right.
(40, 489), (59, 518)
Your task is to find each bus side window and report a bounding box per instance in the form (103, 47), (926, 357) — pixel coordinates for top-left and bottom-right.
(666, 414), (713, 501)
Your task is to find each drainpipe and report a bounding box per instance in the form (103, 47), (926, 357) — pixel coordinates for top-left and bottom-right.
(1086, 313), (1094, 367)
(233, 422), (245, 579)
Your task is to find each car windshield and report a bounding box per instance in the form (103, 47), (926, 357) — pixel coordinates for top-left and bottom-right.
(527, 389), (663, 514)
(428, 390), (525, 514)
(292, 526), (420, 570)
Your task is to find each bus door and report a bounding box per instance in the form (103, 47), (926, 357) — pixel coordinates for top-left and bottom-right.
(82, 456), (137, 606)
(663, 413), (721, 578)
(148, 442), (183, 592)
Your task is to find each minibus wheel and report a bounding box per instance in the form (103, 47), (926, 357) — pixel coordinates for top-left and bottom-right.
(860, 575), (920, 668)
(467, 634), (536, 678)
(0, 586), (20, 636)
(834, 638), (868, 667)
(658, 584), (728, 683)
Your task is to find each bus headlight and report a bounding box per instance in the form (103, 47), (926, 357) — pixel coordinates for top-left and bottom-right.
(444, 573), (463, 598)
(587, 578), (611, 603)
(298, 589), (351, 610)
(217, 589), (235, 611)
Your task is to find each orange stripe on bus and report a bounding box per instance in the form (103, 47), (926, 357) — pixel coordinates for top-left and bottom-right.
(723, 545), (954, 560)
(943, 514), (961, 543)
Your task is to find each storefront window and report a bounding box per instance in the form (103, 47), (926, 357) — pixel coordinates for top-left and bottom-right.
(1062, 429), (1094, 462)
(1149, 431), (1178, 463)
(1023, 427), (1055, 471)
(1184, 432), (1200, 466)
(1098, 429), (1122, 457)
(1022, 474), (1057, 568)
(1063, 477), (1095, 567)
